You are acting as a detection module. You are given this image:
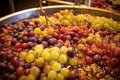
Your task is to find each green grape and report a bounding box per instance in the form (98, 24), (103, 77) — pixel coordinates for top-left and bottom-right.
(95, 23), (101, 29)
(28, 50), (34, 54)
(51, 62), (61, 71)
(89, 33), (94, 37)
(19, 52), (27, 59)
(58, 54), (67, 64)
(19, 75), (27, 80)
(42, 30), (48, 36)
(34, 48), (42, 57)
(62, 19), (70, 26)
(95, 37), (102, 42)
(110, 43), (116, 47)
(60, 46), (68, 54)
(64, 9), (69, 14)
(95, 33), (100, 38)
(35, 57), (44, 68)
(25, 54), (34, 63)
(30, 66), (40, 77)
(34, 44), (43, 51)
(69, 58), (77, 66)
(38, 16), (46, 24)
(56, 73), (64, 80)
(60, 68), (69, 77)
(50, 60), (57, 65)
(48, 70), (57, 80)
(104, 23), (109, 29)
(50, 51), (59, 60)
(49, 47), (60, 53)
(26, 74), (36, 80)
(34, 28), (42, 35)
(41, 50), (50, 61)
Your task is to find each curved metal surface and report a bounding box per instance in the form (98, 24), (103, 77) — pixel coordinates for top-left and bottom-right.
(0, 5), (120, 26)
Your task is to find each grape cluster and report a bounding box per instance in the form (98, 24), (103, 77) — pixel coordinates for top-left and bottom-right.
(0, 9), (120, 80)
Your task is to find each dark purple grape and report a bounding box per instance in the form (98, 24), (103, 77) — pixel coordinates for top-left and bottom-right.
(93, 54), (102, 62)
(22, 36), (29, 42)
(27, 42), (34, 49)
(11, 38), (18, 45)
(0, 51), (7, 60)
(111, 58), (119, 68)
(22, 20), (30, 26)
(42, 41), (48, 48)
(48, 38), (56, 45)
(37, 38), (43, 44)
(11, 57), (19, 68)
(0, 62), (6, 70)
(7, 64), (15, 73)
(43, 35), (52, 41)
(67, 48), (76, 58)
(34, 20), (40, 25)
(29, 37), (37, 43)
(73, 37), (79, 42)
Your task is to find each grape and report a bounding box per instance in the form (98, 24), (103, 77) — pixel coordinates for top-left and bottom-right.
(38, 16), (46, 24)
(40, 76), (48, 80)
(19, 52), (27, 59)
(49, 47), (60, 53)
(50, 51), (59, 60)
(28, 50), (34, 54)
(56, 73), (64, 80)
(69, 58), (77, 66)
(30, 66), (40, 77)
(77, 43), (85, 50)
(51, 62), (61, 71)
(7, 64), (15, 73)
(34, 49), (42, 57)
(34, 28), (41, 35)
(60, 68), (69, 77)
(47, 27), (54, 35)
(35, 57), (44, 68)
(58, 54), (67, 64)
(62, 19), (70, 26)
(43, 65), (52, 74)
(67, 48), (76, 58)
(41, 50), (50, 61)
(85, 56), (93, 64)
(50, 60), (57, 65)
(8, 74), (17, 80)
(26, 74), (36, 80)
(34, 44), (43, 51)
(19, 75), (27, 80)
(60, 46), (68, 54)
(48, 70), (57, 80)
(48, 38), (56, 45)
(15, 66), (25, 77)
(25, 54), (34, 63)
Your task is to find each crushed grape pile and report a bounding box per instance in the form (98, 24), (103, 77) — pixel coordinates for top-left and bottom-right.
(0, 9), (120, 80)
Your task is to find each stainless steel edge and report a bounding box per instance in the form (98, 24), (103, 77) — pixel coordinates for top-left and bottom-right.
(0, 5), (120, 26)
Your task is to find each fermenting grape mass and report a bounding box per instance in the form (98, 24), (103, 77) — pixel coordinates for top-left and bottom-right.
(0, 9), (120, 80)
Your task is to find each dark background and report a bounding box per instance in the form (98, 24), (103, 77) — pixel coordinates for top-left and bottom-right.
(0, 0), (40, 17)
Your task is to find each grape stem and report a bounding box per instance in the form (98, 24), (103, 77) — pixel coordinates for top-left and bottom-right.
(39, 0), (49, 26)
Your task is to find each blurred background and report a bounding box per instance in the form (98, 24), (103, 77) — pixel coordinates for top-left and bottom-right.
(0, 0), (120, 17)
